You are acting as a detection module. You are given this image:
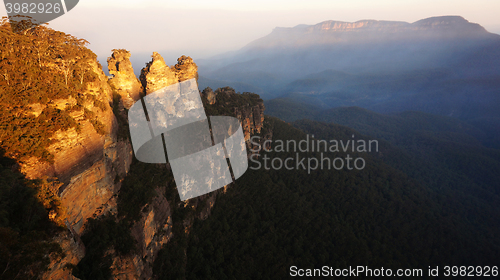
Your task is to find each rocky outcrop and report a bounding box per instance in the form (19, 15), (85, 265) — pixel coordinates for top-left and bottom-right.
(139, 52), (178, 95)
(59, 138), (133, 233)
(106, 187), (219, 279)
(234, 102), (265, 141)
(41, 231), (85, 280)
(311, 20), (410, 32)
(21, 57), (133, 236)
(108, 49), (143, 109)
(201, 86), (267, 142)
(15, 51), (135, 280)
(201, 87), (217, 105)
(174, 55), (199, 82)
(301, 16), (489, 40)
(273, 16), (487, 35)
(31, 51), (263, 280)
(109, 186), (173, 279)
(140, 52), (198, 95)
(104, 58), (265, 279)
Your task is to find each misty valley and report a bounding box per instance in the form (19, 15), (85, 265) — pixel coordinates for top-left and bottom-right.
(199, 16), (500, 147)
(0, 15), (499, 279)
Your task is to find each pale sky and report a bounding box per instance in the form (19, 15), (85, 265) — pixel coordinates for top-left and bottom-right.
(2, 0), (499, 69)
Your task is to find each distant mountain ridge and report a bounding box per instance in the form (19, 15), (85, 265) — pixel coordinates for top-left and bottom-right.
(198, 15), (500, 143)
(198, 15), (500, 98)
(244, 16), (492, 50)
(277, 16), (487, 34)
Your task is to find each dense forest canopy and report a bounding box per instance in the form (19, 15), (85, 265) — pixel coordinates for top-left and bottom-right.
(156, 117), (499, 279)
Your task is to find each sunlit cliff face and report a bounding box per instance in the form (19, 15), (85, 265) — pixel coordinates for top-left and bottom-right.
(314, 20), (409, 32)
(311, 16), (485, 33)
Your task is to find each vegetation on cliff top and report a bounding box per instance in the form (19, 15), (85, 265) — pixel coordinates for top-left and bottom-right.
(0, 18), (112, 279)
(201, 86), (263, 116)
(0, 18), (106, 163)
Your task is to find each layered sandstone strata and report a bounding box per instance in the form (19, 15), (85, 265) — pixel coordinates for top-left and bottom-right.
(140, 52), (198, 95)
(108, 49), (143, 109)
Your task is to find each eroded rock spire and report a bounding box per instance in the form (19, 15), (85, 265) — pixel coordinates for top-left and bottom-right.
(107, 49), (143, 109)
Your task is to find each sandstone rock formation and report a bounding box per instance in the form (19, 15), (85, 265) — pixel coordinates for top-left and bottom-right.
(139, 52), (178, 95)
(21, 57), (133, 235)
(108, 49), (143, 109)
(107, 190), (219, 279)
(201, 87), (216, 105)
(140, 52), (198, 95)
(174, 55), (199, 82)
(235, 102), (265, 141)
(23, 50), (264, 280)
(110, 186), (173, 279)
(17, 51), (133, 280)
(203, 87), (266, 141)
(103, 56), (264, 279)
(42, 230), (85, 280)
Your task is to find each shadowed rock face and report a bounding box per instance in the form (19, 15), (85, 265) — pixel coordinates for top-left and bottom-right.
(205, 87), (265, 141)
(235, 101), (265, 141)
(111, 186), (173, 280)
(201, 87), (217, 105)
(108, 49), (143, 109)
(104, 57), (266, 279)
(200, 87), (268, 155)
(42, 232), (85, 280)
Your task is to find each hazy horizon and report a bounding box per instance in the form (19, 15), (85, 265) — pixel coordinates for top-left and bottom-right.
(2, 0), (500, 72)
(1, 2), (500, 278)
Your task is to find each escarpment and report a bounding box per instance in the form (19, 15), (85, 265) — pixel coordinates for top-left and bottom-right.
(42, 48), (267, 279)
(99, 54), (268, 280)
(201, 87), (265, 138)
(201, 86), (269, 152)
(0, 23), (136, 279)
(0, 21), (267, 278)
(14, 50), (134, 241)
(34, 52), (135, 280)
(25, 59), (134, 236)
